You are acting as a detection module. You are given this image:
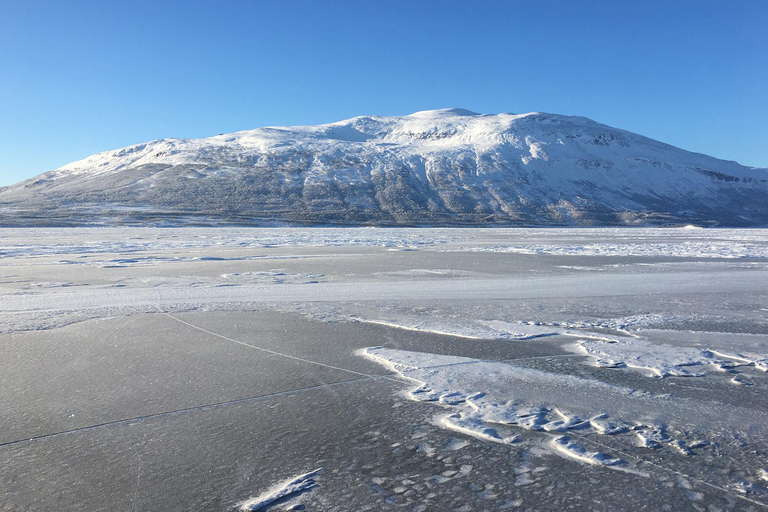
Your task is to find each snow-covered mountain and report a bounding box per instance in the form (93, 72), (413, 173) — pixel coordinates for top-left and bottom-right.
(2, 108), (767, 226)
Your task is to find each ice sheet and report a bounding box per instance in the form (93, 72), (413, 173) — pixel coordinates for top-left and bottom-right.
(3, 226), (768, 510)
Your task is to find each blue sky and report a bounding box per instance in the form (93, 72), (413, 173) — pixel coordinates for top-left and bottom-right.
(1, 0), (766, 186)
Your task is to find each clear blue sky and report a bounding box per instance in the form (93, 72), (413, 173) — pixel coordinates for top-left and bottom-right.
(1, 0), (766, 186)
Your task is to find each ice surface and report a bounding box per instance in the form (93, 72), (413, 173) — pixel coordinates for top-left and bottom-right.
(0, 227), (456, 259)
(573, 333), (768, 378)
(359, 347), (768, 461)
(3, 227), (768, 510)
(457, 241), (768, 258)
(344, 308), (768, 381)
(348, 317), (563, 340)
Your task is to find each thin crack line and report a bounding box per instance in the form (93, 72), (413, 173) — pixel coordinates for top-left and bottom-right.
(157, 306), (400, 383)
(376, 353), (585, 373)
(130, 448), (142, 512)
(501, 354), (585, 363)
(0, 376), (396, 449)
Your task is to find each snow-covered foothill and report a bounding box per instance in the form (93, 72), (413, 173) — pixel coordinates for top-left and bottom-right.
(2, 109), (767, 226)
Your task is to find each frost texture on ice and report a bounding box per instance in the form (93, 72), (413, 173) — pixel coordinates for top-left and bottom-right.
(237, 468), (321, 511)
(456, 242), (768, 259)
(0, 227), (455, 260)
(358, 347), (723, 464)
(347, 305), (768, 381)
(343, 310), (674, 343)
(573, 332), (768, 378)
(348, 317), (563, 340)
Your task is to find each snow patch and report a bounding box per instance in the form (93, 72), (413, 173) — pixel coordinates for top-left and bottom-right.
(237, 468), (321, 511)
(359, 347), (706, 464)
(440, 413), (521, 445)
(456, 242), (768, 259)
(0, 227), (456, 260)
(550, 435), (623, 466)
(573, 335), (768, 378)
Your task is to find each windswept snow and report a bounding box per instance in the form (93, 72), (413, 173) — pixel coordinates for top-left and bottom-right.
(237, 469), (322, 511)
(0, 227), (455, 259)
(358, 342), (768, 503)
(550, 436), (624, 467)
(573, 332), (768, 378)
(458, 241), (768, 258)
(351, 312), (768, 380)
(358, 347), (766, 462)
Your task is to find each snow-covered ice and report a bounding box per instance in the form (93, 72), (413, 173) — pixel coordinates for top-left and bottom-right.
(237, 469), (321, 511)
(2, 226), (767, 511)
(573, 332), (768, 378)
(359, 346), (768, 463)
(550, 436), (624, 467)
(456, 241), (768, 258)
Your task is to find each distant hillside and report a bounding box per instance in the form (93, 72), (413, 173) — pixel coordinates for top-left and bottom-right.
(2, 108), (767, 227)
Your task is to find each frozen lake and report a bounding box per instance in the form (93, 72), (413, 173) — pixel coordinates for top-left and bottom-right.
(1, 227), (767, 511)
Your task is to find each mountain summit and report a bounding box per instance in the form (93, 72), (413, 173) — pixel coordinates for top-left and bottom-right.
(2, 109), (767, 226)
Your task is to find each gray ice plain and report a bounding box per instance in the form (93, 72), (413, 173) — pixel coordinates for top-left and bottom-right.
(1, 227), (768, 511)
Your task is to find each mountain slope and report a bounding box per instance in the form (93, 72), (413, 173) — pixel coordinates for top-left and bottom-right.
(2, 108), (767, 226)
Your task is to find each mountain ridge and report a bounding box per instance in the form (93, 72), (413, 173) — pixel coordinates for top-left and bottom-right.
(2, 109), (767, 227)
